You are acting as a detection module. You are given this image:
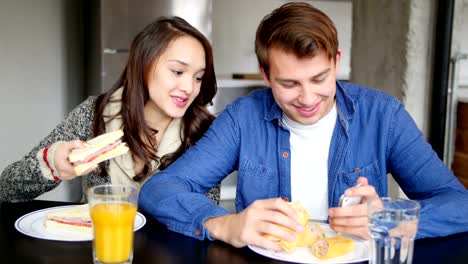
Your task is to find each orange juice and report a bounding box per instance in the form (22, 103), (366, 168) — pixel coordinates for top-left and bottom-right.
(91, 202), (137, 263)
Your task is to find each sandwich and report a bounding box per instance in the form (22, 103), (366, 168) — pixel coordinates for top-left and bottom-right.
(263, 201), (355, 259)
(68, 130), (129, 175)
(263, 202), (312, 252)
(45, 204), (92, 233)
(312, 236), (355, 260)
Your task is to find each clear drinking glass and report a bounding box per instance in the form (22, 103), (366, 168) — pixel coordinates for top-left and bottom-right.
(88, 184), (138, 264)
(368, 197), (420, 264)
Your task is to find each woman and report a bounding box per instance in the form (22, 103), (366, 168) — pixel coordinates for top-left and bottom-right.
(0, 16), (219, 203)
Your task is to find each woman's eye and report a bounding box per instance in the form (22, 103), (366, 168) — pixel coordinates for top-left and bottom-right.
(195, 76), (203, 82)
(172, 70), (183, 76)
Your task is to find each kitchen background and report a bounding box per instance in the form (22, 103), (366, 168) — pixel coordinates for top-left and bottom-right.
(0, 0), (467, 208)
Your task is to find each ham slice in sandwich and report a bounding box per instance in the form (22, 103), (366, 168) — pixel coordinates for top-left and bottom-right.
(45, 204), (92, 233)
(68, 129), (129, 175)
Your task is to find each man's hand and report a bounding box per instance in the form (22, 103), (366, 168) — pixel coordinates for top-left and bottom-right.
(204, 198), (304, 250)
(328, 177), (380, 239)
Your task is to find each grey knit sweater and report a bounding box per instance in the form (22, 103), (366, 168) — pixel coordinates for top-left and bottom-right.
(0, 96), (220, 203)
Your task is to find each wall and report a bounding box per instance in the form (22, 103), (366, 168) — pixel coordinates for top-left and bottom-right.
(351, 0), (435, 134)
(0, 0), (83, 201)
(351, 0), (437, 198)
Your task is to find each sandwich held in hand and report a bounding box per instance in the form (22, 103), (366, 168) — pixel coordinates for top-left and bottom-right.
(264, 202), (355, 259)
(263, 202), (311, 252)
(68, 130), (129, 175)
(45, 204), (92, 233)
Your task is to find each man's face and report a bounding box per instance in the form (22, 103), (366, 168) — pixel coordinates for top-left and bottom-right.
(262, 48), (341, 125)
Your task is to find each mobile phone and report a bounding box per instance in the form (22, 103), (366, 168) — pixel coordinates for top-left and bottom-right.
(338, 184), (363, 207)
(338, 195), (362, 207)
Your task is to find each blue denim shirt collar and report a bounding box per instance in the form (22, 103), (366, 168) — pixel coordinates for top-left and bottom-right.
(264, 92), (282, 122)
(263, 81), (355, 127)
(335, 81), (355, 120)
(335, 81), (355, 133)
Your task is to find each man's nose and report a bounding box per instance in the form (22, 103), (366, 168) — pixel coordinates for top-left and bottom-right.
(299, 85), (318, 105)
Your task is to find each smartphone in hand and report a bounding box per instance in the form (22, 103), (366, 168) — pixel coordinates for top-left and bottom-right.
(338, 184), (363, 207)
(338, 195), (362, 207)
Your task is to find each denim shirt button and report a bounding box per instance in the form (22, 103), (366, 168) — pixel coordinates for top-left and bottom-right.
(354, 167), (360, 172)
(282, 152), (289, 159)
(195, 229), (201, 236)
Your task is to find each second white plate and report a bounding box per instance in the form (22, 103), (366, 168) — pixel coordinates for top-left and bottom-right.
(248, 223), (368, 264)
(15, 205), (146, 242)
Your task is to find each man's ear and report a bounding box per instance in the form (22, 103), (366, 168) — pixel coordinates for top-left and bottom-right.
(335, 49), (342, 75)
(259, 66), (271, 87)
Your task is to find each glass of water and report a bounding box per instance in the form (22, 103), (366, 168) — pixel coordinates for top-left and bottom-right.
(368, 197), (420, 264)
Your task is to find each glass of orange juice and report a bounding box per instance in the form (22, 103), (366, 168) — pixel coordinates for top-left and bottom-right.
(88, 184), (138, 264)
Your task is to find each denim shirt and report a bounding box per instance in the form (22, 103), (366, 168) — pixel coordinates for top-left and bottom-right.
(139, 81), (468, 240)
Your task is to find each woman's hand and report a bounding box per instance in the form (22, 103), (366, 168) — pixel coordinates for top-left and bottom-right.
(53, 140), (95, 179)
(328, 177), (380, 239)
(204, 198), (303, 251)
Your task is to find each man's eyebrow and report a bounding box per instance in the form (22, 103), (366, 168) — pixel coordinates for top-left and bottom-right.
(274, 68), (331, 82)
(311, 68), (331, 79)
(275, 78), (297, 83)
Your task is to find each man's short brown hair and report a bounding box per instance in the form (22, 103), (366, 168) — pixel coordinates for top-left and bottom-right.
(255, 2), (338, 77)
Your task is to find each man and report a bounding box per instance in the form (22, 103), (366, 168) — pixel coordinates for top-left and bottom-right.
(139, 2), (468, 251)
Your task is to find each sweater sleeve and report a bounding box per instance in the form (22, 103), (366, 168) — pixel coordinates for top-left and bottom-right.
(0, 96), (97, 202)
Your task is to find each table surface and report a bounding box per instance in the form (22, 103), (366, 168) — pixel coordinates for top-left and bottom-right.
(1, 200), (467, 264)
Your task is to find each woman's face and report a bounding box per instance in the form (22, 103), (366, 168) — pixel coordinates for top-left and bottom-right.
(145, 35), (206, 122)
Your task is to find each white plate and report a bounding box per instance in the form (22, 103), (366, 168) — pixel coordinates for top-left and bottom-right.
(248, 223), (368, 264)
(14, 205), (146, 242)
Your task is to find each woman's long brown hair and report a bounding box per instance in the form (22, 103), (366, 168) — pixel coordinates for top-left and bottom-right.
(93, 17), (217, 181)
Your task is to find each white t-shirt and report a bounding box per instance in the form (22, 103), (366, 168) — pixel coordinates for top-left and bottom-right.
(282, 103), (337, 220)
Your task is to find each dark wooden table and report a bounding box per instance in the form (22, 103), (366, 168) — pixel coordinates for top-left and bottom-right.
(0, 200), (467, 263)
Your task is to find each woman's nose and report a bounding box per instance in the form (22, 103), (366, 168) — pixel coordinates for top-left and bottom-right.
(179, 76), (194, 94)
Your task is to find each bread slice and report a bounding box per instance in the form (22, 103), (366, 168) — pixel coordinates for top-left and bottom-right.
(72, 143), (129, 175)
(68, 130), (125, 163)
(68, 130), (129, 175)
(45, 204), (92, 234)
